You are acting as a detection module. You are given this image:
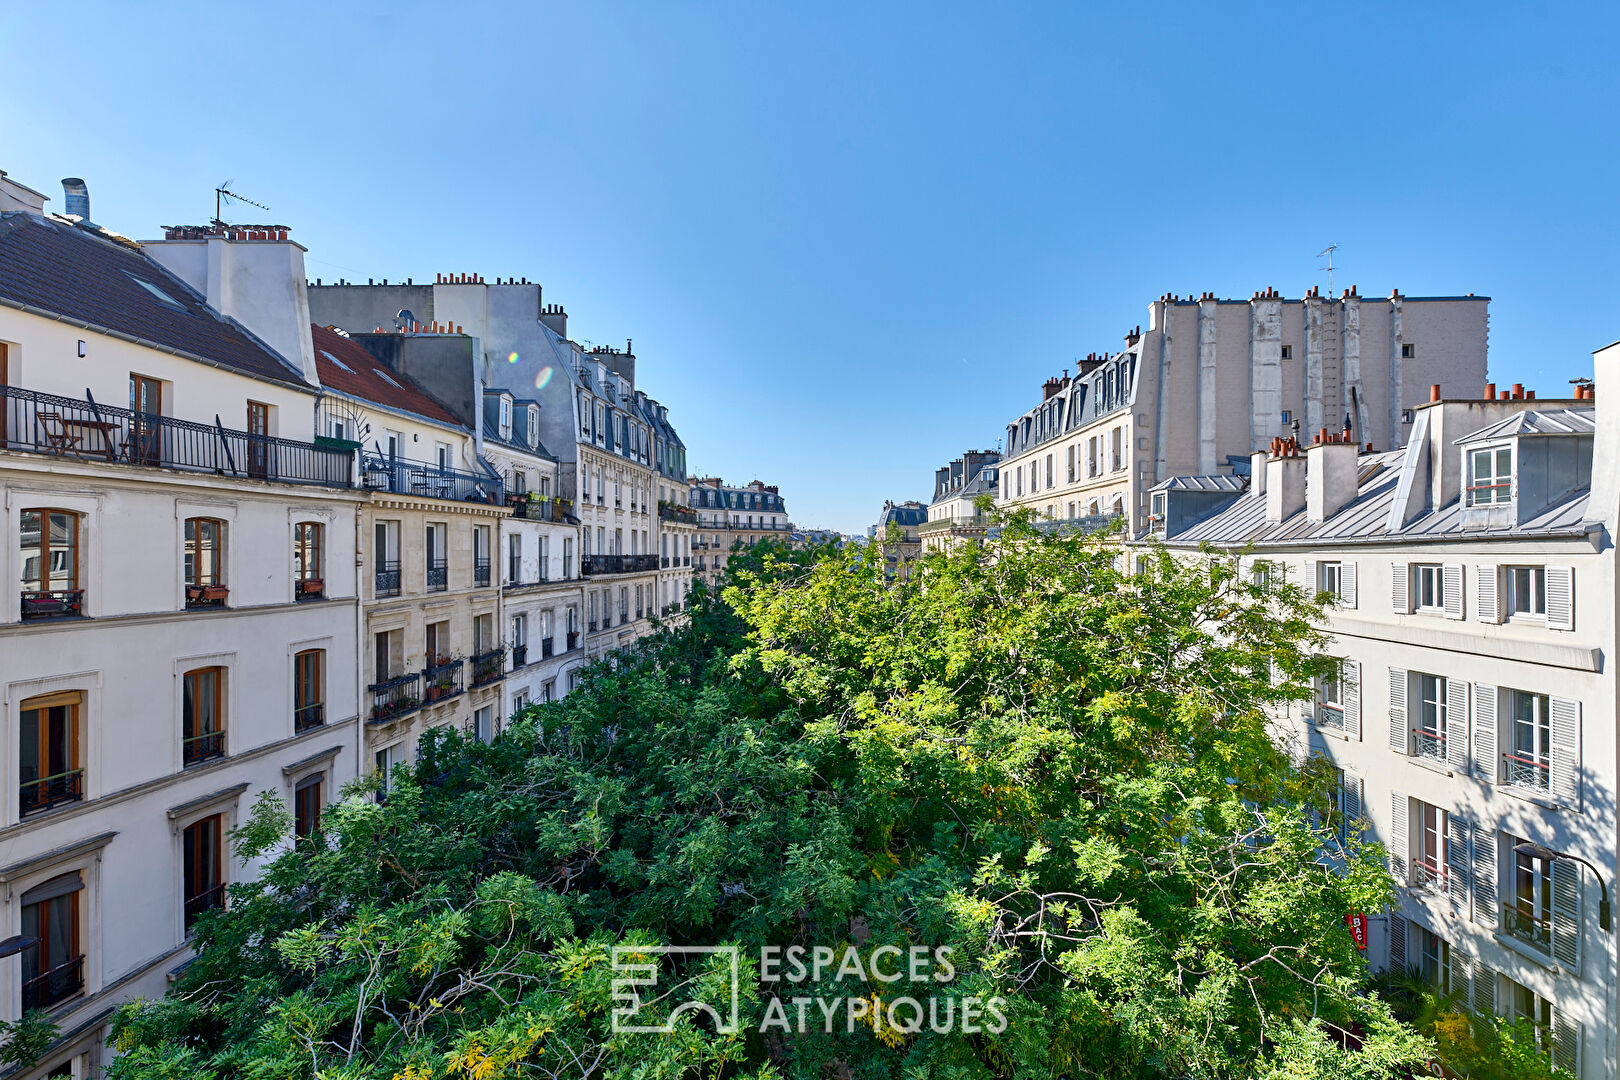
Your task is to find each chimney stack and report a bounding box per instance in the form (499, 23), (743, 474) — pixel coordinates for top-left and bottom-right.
(61, 178), (89, 220)
(1306, 433), (1360, 523)
(1264, 437), (1307, 524)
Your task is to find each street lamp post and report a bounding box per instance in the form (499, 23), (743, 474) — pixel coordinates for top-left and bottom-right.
(1515, 841), (1613, 932)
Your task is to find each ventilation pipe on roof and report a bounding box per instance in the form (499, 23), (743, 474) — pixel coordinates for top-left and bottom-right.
(61, 178), (89, 220)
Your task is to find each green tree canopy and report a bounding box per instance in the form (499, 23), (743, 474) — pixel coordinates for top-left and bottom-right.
(108, 519), (1437, 1079)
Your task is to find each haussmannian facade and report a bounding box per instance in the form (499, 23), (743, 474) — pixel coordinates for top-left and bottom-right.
(920, 450), (999, 553)
(689, 478), (792, 586)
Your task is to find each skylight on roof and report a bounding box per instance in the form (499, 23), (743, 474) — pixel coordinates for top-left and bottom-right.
(372, 368), (404, 389)
(127, 274), (185, 310)
(320, 350), (354, 373)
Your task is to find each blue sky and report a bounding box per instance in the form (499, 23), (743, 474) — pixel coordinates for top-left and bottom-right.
(3, 2), (1616, 532)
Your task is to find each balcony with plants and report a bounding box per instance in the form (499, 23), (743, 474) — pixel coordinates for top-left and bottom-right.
(361, 452), (504, 504)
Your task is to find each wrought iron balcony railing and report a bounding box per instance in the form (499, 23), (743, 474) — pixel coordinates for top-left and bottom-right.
(566, 631), (580, 650)
(20, 589), (83, 620)
(2, 384), (352, 487)
(360, 452), (503, 504)
(474, 559), (491, 587)
(19, 768), (84, 816)
(1412, 857), (1447, 892)
(511, 644), (529, 669)
(1412, 729), (1447, 763)
(184, 883), (227, 931)
(426, 559), (448, 592)
(541, 638), (554, 658)
(581, 554), (659, 576)
(183, 729), (226, 766)
(509, 495), (576, 522)
(1501, 902), (1552, 953)
(22, 954), (83, 1011)
(423, 659), (464, 704)
(471, 648), (506, 687)
(1314, 704), (1345, 732)
(1504, 752), (1550, 793)
(294, 702), (325, 733)
(375, 560), (401, 597)
(369, 673), (421, 722)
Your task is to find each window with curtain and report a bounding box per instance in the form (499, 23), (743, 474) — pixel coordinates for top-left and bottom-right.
(21, 871), (83, 1009)
(294, 650), (324, 732)
(183, 815), (224, 931)
(183, 666), (226, 765)
(19, 692), (83, 816)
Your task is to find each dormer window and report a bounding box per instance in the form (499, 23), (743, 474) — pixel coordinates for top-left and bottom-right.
(1150, 491), (1167, 527)
(527, 407), (539, 446)
(499, 398), (512, 437)
(1467, 444), (1513, 506)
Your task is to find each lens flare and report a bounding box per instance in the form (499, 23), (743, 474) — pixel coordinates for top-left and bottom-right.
(507, 351), (521, 364)
(534, 366), (553, 390)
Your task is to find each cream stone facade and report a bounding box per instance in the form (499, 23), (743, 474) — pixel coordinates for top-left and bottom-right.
(0, 182), (360, 1077)
(689, 478), (792, 586)
(1140, 371), (1614, 1080)
(919, 450), (999, 553)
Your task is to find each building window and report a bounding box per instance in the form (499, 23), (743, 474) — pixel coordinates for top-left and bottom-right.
(1506, 566), (1545, 617)
(1401, 343), (1416, 359)
(620, 588), (629, 622)
(1504, 833), (1552, 954)
(1414, 674), (1449, 762)
(1317, 669), (1344, 732)
(1468, 445), (1513, 506)
(294, 774), (324, 841)
(1319, 561), (1341, 598)
(1415, 924), (1450, 994)
(294, 650), (325, 732)
(1280, 345), (1292, 360)
(473, 705), (495, 743)
(374, 743), (404, 803)
(182, 666), (226, 765)
(294, 522), (323, 599)
(184, 518), (227, 607)
(1045, 454), (1054, 488)
(1506, 690), (1551, 793)
(425, 523), (447, 592)
(374, 521), (400, 598)
(182, 815), (225, 931)
(19, 692), (83, 817)
(1414, 564), (1444, 612)
(499, 397), (512, 435)
(1414, 800), (1446, 892)
(508, 534), (523, 584)
(20, 872), (83, 1009)
(20, 509), (81, 618)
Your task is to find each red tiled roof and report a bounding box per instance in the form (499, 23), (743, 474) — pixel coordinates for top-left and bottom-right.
(311, 323), (463, 427)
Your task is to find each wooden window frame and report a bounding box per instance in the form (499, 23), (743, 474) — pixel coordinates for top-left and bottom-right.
(293, 649), (325, 732)
(19, 692), (84, 817)
(184, 517), (226, 587)
(181, 814), (225, 932)
(182, 666), (227, 765)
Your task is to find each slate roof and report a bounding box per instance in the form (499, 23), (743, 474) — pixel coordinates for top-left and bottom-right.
(0, 212), (308, 386)
(931, 463), (1000, 506)
(310, 323), (464, 428)
(1157, 474), (1249, 493)
(1454, 408), (1596, 445)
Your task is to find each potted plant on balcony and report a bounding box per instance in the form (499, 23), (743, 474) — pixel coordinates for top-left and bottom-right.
(298, 578), (325, 596)
(201, 584), (230, 602)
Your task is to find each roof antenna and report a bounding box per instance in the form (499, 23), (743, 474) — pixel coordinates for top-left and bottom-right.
(214, 181), (271, 226)
(1316, 244), (1339, 295)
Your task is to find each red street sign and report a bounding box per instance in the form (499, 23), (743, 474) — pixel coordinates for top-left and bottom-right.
(1346, 913), (1368, 950)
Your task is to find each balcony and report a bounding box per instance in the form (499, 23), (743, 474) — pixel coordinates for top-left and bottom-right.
(588, 620), (599, 633)
(511, 644), (528, 669)
(581, 554), (659, 576)
(20, 589), (83, 621)
(1412, 729), (1447, 764)
(541, 638), (554, 659)
(2, 384), (353, 488)
(1314, 704), (1345, 733)
(184, 883), (227, 931)
(185, 584), (229, 610)
(683, 556), (690, 567)
(296, 577), (325, 601)
(566, 631), (579, 651)
(474, 559), (491, 588)
(183, 729), (225, 767)
(423, 659), (464, 704)
(662, 556), (670, 568)
(1504, 752), (1550, 793)
(1501, 902), (1551, 954)
(658, 501), (698, 524)
(471, 648), (506, 687)
(509, 495), (575, 522)
(369, 673), (421, 722)
(360, 452), (503, 504)
(294, 702), (325, 733)
(19, 768), (84, 816)
(375, 560), (401, 597)
(426, 559), (448, 592)
(22, 954), (83, 1011)
(1412, 858), (1447, 892)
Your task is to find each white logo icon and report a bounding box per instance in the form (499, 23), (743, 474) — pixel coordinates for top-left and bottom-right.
(610, 945), (741, 1034)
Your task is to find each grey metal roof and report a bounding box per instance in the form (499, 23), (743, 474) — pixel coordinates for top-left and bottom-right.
(1157, 448), (1592, 549)
(1455, 407), (1596, 445)
(1153, 474), (1249, 494)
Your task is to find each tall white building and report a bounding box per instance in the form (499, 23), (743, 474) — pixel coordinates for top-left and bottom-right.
(1141, 371), (1612, 1080)
(0, 173), (360, 1075)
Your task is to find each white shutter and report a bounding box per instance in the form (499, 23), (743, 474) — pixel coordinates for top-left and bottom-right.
(1303, 560), (1315, 596)
(1551, 857), (1581, 974)
(1545, 566), (1574, 631)
(1343, 661), (1361, 741)
(1472, 684), (1498, 784)
(1392, 562), (1410, 613)
(1549, 697), (1581, 809)
(1551, 1009), (1581, 1077)
(1446, 679), (1469, 772)
(1446, 813), (1470, 909)
(1476, 565), (1500, 623)
(1341, 773), (1364, 840)
(1387, 913), (1407, 972)
(1388, 668), (1409, 752)
(1389, 791), (1409, 883)
(1447, 950), (1470, 1003)
(1442, 564), (1464, 619)
(1340, 560), (1357, 608)
(1471, 824), (1498, 928)
(1472, 961), (1496, 1016)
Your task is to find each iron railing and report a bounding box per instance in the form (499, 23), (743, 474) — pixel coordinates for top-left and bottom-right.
(582, 554), (659, 575)
(588, 620), (599, 633)
(1501, 902), (1551, 953)
(1, 385), (352, 487)
(426, 559), (448, 592)
(185, 584), (229, 610)
(20, 589), (83, 620)
(1412, 729), (1447, 763)
(1413, 858), (1447, 892)
(184, 883), (227, 930)
(541, 638), (554, 659)
(19, 768), (84, 816)
(1504, 753), (1550, 792)
(511, 644), (528, 668)
(1314, 705), (1345, 732)
(658, 502), (699, 524)
(294, 702), (325, 733)
(423, 659), (464, 704)
(474, 559), (491, 587)
(509, 496), (575, 522)
(375, 560), (401, 597)
(369, 673), (421, 722)
(566, 631), (579, 650)
(360, 452), (503, 504)
(22, 955), (83, 1011)
(471, 648), (505, 687)
(183, 729), (226, 766)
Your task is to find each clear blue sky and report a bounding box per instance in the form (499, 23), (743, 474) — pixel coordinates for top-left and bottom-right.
(3, 2), (1615, 532)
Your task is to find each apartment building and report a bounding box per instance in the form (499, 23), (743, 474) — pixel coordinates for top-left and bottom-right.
(1141, 375), (1613, 1080)
(919, 450), (999, 553)
(480, 387), (585, 705)
(309, 280), (666, 662)
(690, 478), (792, 585)
(999, 288), (1490, 533)
(644, 394), (694, 617)
(311, 325), (508, 775)
(0, 177), (360, 1076)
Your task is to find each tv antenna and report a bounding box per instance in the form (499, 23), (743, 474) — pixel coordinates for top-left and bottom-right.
(213, 181), (271, 226)
(1317, 244), (1339, 295)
